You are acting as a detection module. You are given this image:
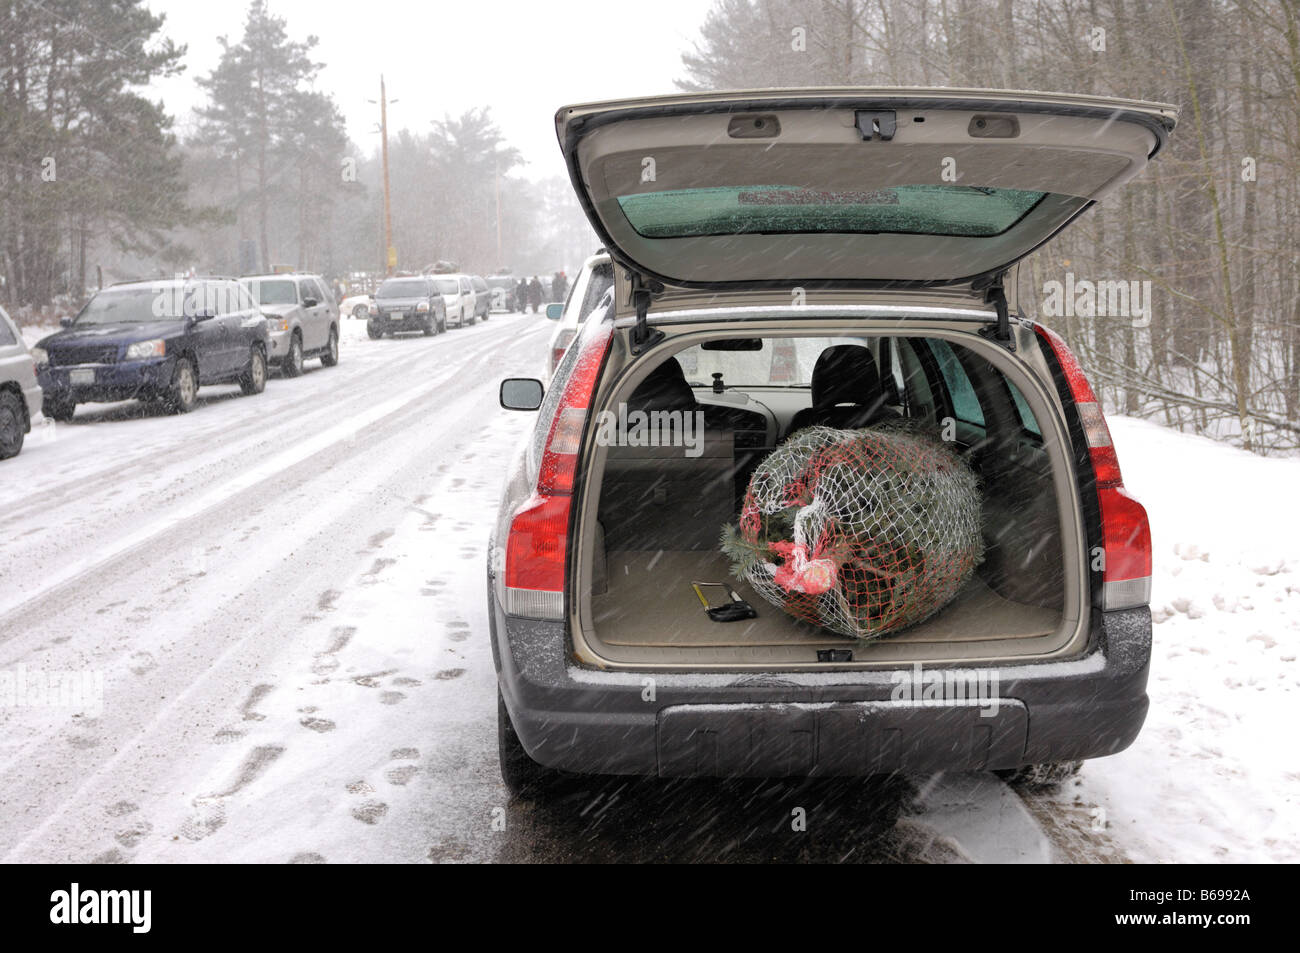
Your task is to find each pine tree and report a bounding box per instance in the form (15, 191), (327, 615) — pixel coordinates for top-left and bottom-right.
(0, 0), (188, 308)
(197, 0), (333, 272)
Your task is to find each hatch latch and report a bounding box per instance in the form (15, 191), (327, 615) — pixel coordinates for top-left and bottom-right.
(629, 271), (665, 355)
(855, 110), (896, 142)
(978, 278), (1016, 351)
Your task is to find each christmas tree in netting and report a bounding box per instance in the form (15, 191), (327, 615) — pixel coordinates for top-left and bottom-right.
(722, 424), (983, 639)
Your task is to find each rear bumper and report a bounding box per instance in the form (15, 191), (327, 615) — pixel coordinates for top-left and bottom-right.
(490, 587), (1152, 778)
(38, 358), (172, 404)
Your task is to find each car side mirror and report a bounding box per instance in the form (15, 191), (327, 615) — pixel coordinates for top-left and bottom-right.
(303, 297), (318, 308)
(59, 316), (75, 329)
(500, 378), (544, 411)
(545, 303), (564, 320)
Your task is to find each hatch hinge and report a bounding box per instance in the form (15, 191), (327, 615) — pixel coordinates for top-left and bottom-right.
(629, 271), (665, 355)
(855, 110), (896, 141)
(978, 277), (1016, 351)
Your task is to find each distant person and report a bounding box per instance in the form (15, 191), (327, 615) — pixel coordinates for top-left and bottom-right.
(527, 277), (543, 313)
(552, 271), (568, 302)
(514, 278), (528, 313)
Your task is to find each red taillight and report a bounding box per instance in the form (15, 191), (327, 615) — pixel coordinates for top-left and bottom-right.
(504, 494), (570, 617)
(1036, 324), (1151, 609)
(504, 326), (612, 619)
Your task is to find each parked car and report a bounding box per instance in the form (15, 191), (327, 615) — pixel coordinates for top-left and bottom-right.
(544, 252), (612, 379)
(471, 275), (491, 322)
(240, 273), (340, 376)
(367, 276), (446, 338)
(33, 277), (270, 419)
(340, 293), (372, 320)
(430, 273), (478, 329)
(485, 275), (517, 312)
(490, 88), (1176, 797)
(0, 305), (42, 459)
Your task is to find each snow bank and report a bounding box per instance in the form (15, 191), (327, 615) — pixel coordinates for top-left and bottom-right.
(1067, 416), (1300, 862)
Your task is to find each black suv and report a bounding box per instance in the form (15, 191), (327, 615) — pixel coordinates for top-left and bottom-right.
(34, 278), (270, 419)
(366, 276), (447, 338)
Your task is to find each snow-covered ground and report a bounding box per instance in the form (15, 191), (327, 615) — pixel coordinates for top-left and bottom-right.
(0, 313), (550, 862)
(0, 320), (1293, 863)
(1049, 417), (1300, 863)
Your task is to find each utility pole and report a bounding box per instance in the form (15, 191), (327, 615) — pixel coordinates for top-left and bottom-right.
(495, 157), (503, 271)
(379, 75), (395, 276)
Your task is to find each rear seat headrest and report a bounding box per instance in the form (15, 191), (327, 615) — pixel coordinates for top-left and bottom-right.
(811, 345), (883, 408)
(626, 357), (697, 413)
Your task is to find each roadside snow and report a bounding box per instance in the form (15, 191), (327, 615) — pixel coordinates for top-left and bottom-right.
(1062, 416), (1300, 863)
(20, 324), (60, 349)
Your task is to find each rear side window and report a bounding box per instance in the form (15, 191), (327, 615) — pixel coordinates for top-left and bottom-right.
(0, 311), (16, 346)
(1005, 378), (1043, 437)
(460, 278), (472, 294)
(208, 281), (235, 315)
(930, 340), (985, 427)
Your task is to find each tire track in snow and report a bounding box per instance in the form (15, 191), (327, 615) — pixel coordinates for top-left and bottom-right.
(0, 320), (550, 859)
(0, 326), (528, 629)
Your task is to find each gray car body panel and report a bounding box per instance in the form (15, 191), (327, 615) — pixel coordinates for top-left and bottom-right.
(488, 569), (1151, 777)
(0, 307), (42, 434)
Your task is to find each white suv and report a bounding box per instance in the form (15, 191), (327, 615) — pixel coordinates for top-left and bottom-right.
(431, 273), (479, 329)
(545, 252), (613, 379)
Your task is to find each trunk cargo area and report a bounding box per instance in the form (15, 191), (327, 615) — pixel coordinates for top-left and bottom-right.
(576, 329), (1084, 668)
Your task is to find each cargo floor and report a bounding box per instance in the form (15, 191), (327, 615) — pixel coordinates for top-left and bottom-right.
(591, 549), (1060, 650)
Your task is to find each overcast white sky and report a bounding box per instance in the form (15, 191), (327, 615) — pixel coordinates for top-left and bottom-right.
(146, 0), (713, 181)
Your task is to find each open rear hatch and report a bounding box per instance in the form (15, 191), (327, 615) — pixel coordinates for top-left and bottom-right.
(557, 88), (1176, 293)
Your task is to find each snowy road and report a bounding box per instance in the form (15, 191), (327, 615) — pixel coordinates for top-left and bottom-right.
(1, 314), (1232, 864)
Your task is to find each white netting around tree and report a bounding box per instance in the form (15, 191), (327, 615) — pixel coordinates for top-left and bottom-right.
(721, 424), (984, 639)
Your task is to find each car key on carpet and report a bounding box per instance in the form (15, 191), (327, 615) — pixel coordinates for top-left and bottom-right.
(692, 582), (758, 623)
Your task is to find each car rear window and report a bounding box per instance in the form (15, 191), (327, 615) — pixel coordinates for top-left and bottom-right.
(617, 184), (1046, 239)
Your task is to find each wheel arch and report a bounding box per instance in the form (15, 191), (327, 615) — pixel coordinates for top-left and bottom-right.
(175, 349), (200, 385)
